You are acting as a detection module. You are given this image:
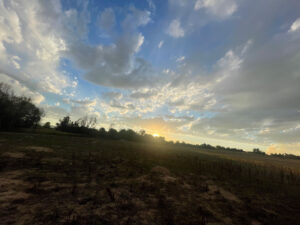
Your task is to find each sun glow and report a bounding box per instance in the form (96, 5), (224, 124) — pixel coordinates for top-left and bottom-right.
(152, 133), (160, 137)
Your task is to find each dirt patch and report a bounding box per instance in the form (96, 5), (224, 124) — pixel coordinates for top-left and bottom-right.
(0, 176), (23, 187)
(0, 170), (25, 179)
(42, 157), (65, 164)
(150, 166), (177, 183)
(0, 170), (31, 204)
(151, 166), (170, 176)
(26, 146), (53, 153)
(161, 175), (177, 183)
(0, 171), (27, 190)
(206, 183), (241, 203)
(218, 187), (241, 203)
(0, 190), (30, 202)
(2, 152), (25, 159)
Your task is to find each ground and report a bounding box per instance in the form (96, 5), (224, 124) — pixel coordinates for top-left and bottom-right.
(0, 131), (300, 225)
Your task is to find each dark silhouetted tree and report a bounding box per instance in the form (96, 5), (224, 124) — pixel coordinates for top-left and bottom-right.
(108, 128), (118, 139)
(56, 116), (72, 131)
(99, 127), (106, 137)
(253, 148), (265, 155)
(77, 116), (97, 128)
(43, 122), (51, 128)
(0, 83), (44, 130)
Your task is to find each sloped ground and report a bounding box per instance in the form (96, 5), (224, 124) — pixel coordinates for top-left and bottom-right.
(0, 132), (299, 225)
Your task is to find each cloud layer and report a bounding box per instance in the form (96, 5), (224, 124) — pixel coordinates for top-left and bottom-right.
(1, 0), (300, 154)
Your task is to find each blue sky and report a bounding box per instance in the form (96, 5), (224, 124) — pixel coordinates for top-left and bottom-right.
(1, 0), (300, 154)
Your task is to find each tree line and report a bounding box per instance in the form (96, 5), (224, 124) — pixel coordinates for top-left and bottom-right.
(54, 115), (247, 152)
(54, 115), (165, 143)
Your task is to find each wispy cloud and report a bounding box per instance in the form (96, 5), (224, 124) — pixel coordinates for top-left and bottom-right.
(289, 17), (300, 33)
(167, 19), (184, 38)
(158, 40), (164, 48)
(194, 0), (237, 18)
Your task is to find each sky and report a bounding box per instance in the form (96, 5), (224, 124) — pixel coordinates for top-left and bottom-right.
(1, 0), (300, 154)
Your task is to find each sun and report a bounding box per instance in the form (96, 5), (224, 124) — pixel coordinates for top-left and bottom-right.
(152, 133), (160, 137)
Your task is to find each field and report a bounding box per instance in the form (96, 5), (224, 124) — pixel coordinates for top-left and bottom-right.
(1, 131), (300, 225)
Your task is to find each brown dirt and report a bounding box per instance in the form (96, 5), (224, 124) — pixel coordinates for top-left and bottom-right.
(206, 183), (241, 203)
(0, 170), (31, 212)
(25, 146), (53, 152)
(2, 152), (25, 159)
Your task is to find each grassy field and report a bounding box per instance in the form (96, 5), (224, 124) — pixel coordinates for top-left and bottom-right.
(1, 131), (300, 225)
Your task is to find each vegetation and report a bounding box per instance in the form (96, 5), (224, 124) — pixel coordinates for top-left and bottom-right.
(43, 122), (51, 129)
(270, 153), (300, 160)
(55, 116), (166, 143)
(0, 83), (44, 130)
(252, 148), (266, 155)
(55, 116), (248, 154)
(55, 116), (300, 161)
(0, 131), (300, 225)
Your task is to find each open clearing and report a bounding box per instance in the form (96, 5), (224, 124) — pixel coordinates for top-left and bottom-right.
(0, 132), (300, 225)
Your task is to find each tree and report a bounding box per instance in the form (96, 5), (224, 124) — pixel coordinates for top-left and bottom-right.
(43, 122), (51, 128)
(108, 128), (118, 139)
(99, 127), (106, 137)
(56, 116), (72, 131)
(253, 148), (266, 155)
(139, 129), (146, 136)
(0, 82), (44, 130)
(77, 116), (97, 128)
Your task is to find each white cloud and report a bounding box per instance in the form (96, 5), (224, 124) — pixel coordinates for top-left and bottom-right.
(130, 89), (157, 99)
(194, 0), (237, 18)
(167, 19), (184, 38)
(0, 73), (44, 105)
(289, 17), (300, 33)
(0, 0), (76, 94)
(158, 40), (164, 48)
(122, 7), (151, 30)
(176, 56), (185, 62)
(68, 7), (154, 89)
(135, 33), (145, 52)
(217, 50), (242, 71)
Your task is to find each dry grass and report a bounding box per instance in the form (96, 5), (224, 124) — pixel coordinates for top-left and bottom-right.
(0, 132), (300, 225)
